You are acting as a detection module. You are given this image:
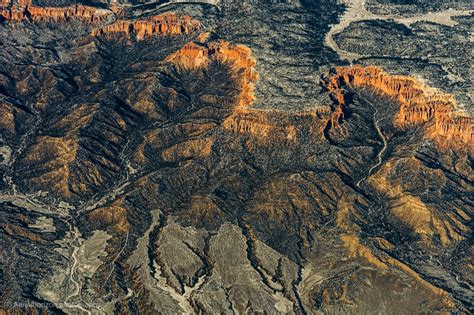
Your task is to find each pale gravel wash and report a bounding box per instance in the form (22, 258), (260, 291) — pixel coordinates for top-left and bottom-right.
(325, 0), (474, 62)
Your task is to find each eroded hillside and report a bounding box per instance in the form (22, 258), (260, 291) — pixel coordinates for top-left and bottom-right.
(0, 0), (473, 314)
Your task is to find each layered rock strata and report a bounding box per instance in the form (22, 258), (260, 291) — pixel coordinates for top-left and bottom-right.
(222, 108), (330, 144)
(166, 39), (258, 108)
(0, 0), (111, 22)
(91, 13), (201, 40)
(166, 39), (331, 142)
(322, 66), (473, 149)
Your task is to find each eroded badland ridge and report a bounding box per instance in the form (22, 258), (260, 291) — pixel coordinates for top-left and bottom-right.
(0, 0), (113, 22)
(0, 0), (473, 314)
(323, 66), (473, 149)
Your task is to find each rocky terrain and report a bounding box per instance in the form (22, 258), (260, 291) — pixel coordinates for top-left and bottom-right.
(0, 0), (473, 314)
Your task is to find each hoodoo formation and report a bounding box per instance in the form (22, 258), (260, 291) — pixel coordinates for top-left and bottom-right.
(322, 66), (473, 149)
(91, 13), (201, 40)
(1, 0), (473, 314)
(0, 0), (111, 22)
(166, 39), (332, 142)
(166, 39), (258, 108)
(221, 108), (330, 144)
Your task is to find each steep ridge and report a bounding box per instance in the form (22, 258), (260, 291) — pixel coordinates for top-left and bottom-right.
(17, 104), (97, 197)
(166, 38), (331, 143)
(166, 39), (258, 108)
(0, 0), (112, 22)
(91, 13), (201, 40)
(167, 49), (473, 148)
(321, 66), (473, 150)
(368, 158), (471, 247)
(1, 7), (472, 313)
(222, 108), (330, 144)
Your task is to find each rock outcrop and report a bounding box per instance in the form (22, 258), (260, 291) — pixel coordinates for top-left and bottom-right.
(27, 4), (110, 22)
(0, 0), (112, 23)
(0, 103), (15, 135)
(166, 39), (331, 143)
(22, 135), (79, 197)
(91, 13), (201, 40)
(166, 39), (258, 108)
(322, 66), (473, 149)
(2, 2), (473, 313)
(88, 200), (129, 233)
(14, 103), (127, 197)
(222, 108), (329, 144)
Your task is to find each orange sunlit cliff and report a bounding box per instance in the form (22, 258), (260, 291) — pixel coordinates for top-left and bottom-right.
(0, 0), (112, 22)
(166, 39), (331, 143)
(322, 66), (473, 149)
(91, 13), (201, 40)
(166, 39), (258, 108)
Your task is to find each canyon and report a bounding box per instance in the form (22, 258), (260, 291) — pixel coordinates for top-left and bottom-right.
(91, 13), (201, 39)
(165, 39), (258, 108)
(164, 34), (473, 151)
(0, 0), (473, 314)
(322, 65), (473, 150)
(165, 38), (333, 143)
(0, 0), (112, 22)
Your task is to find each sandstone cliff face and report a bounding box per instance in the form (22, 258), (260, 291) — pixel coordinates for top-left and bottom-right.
(0, 0), (28, 21)
(322, 66), (473, 149)
(166, 39), (258, 109)
(2, 2), (473, 313)
(91, 13), (201, 40)
(166, 39), (331, 143)
(28, 4), (110, 22)
(0, 0), (111, 23)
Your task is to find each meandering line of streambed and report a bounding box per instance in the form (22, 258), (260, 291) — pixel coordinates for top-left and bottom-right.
(356, 98), (388, 188)
(325, 0), (473, 62)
